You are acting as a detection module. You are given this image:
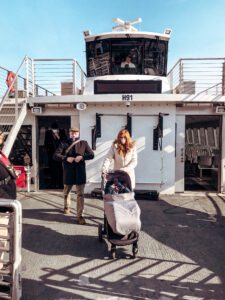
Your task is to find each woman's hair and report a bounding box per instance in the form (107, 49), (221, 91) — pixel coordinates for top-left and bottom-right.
(114, 129), (135, 156)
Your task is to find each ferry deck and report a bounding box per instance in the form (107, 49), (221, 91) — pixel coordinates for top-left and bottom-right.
(0, 18), (225, 300)
(1, 18), (225, 195)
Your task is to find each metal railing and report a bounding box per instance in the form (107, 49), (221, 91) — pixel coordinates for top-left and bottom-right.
(0, 56), (86, 156)
(167, 58), (225, 95)
(0, 200), (22, 300)
(0, 56), (55, 138)
(0, 56), (29, 110)
(0, 56), (54, 105)
(33, 59), (86, 96)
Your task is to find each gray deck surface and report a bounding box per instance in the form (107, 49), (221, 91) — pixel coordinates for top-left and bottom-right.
(18, 191), (225, 300)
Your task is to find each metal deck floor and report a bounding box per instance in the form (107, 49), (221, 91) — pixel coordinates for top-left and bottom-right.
(18, 191), (225, 300)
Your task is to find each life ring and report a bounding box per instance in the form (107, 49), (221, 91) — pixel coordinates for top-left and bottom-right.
(7, 71), (16, 92)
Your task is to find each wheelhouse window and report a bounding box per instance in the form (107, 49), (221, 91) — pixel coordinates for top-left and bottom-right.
(86, 40), (110, 77)
(111, 40), (142, 75)
(143, 39), (167, 76)
(86, 38), (168, 77)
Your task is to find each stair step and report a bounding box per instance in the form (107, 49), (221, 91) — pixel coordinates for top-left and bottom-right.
(0, 269), (11, 275)
(0, 246), (9, 251)
(2, 105), (23, 107)
(0, 293), (10, 300)
(0, 280), (10, 287)
(1, 107), (22, 110)
(1, 106), (23, 108)
(0, 123), (14, 125)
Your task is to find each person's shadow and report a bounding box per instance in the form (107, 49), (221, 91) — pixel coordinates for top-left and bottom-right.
(22, 222), (108, 259)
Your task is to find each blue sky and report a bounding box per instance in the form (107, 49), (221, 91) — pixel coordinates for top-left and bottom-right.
(0, 0), (225, 72)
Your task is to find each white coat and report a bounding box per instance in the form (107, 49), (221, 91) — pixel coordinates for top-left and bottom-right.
(102, 142), (137, 189)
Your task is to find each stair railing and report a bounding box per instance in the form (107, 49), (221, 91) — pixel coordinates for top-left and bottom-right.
(0, 56), (30, 111)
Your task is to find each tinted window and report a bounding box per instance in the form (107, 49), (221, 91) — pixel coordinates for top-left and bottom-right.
(86, 38), (168, 77)
(86, 40), (110, 77)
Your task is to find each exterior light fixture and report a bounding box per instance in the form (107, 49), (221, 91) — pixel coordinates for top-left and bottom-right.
(216, 106), (225, 113)
(83, 30), (91, 37)
(31, 107), (42, 114)
(76, 103), (87, 110)
(164, 28), (172, 35)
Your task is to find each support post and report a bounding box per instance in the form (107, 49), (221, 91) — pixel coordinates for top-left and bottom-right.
(31, 59), (35, 97)
(25, 57), (29, 98)
(73, 60), (76, 95)
(14, 80), (18, 121)
(222, 62), (225, 95)
(179, 60), (183, 93)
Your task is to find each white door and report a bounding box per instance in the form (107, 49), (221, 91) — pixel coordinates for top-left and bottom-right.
(132, 116), (161, 185)
(87, 115), (126, 184)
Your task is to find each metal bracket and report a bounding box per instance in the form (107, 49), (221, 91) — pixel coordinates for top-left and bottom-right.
(96, 113), (102, 138)
(125, 113), (132, 136)
(91, 113), (103, 150)
(153, 112), (169, 151)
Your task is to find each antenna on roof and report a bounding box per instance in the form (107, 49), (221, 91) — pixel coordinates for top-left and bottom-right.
(112, 17), (142, 32)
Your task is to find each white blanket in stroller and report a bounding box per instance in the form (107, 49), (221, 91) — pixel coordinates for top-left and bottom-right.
(104, 192), (141, 236)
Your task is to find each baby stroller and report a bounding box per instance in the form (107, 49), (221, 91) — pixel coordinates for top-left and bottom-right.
(98, 170), (141, 259)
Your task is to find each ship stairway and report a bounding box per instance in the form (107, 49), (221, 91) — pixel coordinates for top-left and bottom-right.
(0, 101), (27, 157)
(0, 55), (86, 157)
(0, 56), (33, 157)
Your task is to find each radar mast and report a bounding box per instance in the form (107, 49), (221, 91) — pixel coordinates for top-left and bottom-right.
(112, 17), (142, 32)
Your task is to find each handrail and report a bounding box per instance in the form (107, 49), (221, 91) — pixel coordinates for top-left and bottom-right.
(1, 58), (86, 98)
(33, 58), (78, 61)
(0, 56), (27, 111)
(33, 58), (87, 76)
(177, 57), (225, 61)
(0, 57), (55, 104)
(0, 56), (28, 111)
(32, 58), (86, 95)
(76, 60), (87, 77)
(195, 82), (222, 96)
(167, 58), (225, 95)
(168, 57), (225, 75)
(167, 58), (181, 76)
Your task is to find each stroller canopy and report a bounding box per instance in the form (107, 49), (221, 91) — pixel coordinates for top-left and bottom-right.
(104, 170), (132, 192)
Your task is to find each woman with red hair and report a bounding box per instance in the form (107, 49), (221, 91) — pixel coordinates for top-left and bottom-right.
(102, 129), (137, 189)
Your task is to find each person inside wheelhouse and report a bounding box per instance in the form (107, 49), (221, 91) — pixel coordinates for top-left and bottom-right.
(120, 56), (135, 69)
(86, 37), (168, 77)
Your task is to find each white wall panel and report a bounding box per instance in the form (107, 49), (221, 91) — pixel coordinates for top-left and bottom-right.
(80, 103), (176, 194)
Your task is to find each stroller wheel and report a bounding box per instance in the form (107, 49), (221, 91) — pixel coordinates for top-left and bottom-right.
(111, 245), (116, 259)
(98, 224), (103, 242)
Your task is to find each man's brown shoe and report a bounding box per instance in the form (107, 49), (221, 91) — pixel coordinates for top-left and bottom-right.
(64, 208), (70, 214)
(77, 217), (86, 225)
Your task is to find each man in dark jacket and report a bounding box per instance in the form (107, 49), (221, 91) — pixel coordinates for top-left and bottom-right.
(0, 128), (17, 199)
(44, 122), (66, 188)
(54, 127), (94, 225)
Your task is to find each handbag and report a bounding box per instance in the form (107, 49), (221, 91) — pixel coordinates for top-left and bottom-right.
(0, 159), (17, 179)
